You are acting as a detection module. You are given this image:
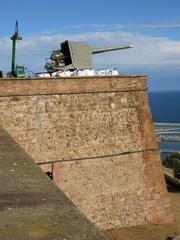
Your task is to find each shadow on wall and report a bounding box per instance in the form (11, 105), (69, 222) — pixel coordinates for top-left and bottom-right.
(0, 126), (52, 180)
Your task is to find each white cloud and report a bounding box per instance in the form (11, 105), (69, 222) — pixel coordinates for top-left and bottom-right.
(1, 30), (180, 72)
(64, 23), (180, 31)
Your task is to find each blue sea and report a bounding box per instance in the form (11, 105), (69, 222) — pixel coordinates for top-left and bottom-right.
(148, 90), (180, 154)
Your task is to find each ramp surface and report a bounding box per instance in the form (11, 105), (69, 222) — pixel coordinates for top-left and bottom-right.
(0, 128), (106, 240)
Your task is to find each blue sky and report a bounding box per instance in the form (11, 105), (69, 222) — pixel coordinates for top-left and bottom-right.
(1, 0), (180, 90)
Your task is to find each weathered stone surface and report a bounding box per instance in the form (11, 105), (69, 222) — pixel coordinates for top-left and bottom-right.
(0, 76), (172, 230)
(53, 153), (148, 229)
(0, 91), (157, 163)
(173, 234), (180, 240)
(53, 151), (172, 230)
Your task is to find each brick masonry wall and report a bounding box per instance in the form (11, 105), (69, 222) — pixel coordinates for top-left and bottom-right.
(0, 76), (173, 230)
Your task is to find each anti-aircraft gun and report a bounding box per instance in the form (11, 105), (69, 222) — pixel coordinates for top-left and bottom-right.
(45, 40), (133, 73)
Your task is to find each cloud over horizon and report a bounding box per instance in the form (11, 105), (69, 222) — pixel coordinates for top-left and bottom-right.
(63, 23), (180, 31)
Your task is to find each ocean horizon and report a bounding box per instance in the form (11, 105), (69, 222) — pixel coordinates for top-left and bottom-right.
(148, 90), (180, 123)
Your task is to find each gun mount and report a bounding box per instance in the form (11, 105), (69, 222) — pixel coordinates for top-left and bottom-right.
(45, 40), (133, 73)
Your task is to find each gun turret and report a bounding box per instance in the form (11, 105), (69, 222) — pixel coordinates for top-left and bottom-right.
(45, 40), (133, 73)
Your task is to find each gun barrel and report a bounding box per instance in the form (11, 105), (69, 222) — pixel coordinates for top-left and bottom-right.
(92, 44), (133, 54)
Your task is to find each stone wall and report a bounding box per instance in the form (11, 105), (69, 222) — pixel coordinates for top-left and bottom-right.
(0, 76), (173, 230)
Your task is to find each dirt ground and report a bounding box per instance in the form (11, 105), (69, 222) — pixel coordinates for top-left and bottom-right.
(106, 192), (180, 240)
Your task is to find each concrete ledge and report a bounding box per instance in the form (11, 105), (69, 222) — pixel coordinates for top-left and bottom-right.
(0, 76), (147, 96)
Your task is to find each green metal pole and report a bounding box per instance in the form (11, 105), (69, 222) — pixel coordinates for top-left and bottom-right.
(11, 39), (16, 76)
(10, 21), (22, 77)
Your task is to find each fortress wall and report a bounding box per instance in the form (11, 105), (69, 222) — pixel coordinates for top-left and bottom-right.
(0, 76), (173, 230)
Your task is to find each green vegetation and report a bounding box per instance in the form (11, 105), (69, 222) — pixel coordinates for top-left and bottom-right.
(174, 159), (180, 179)
(162, 153), (180, 179)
